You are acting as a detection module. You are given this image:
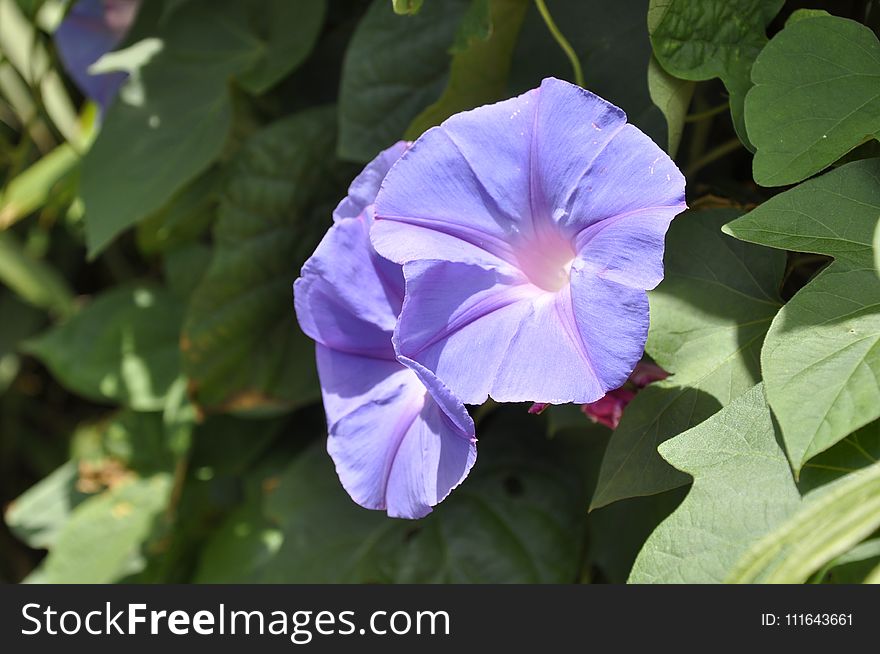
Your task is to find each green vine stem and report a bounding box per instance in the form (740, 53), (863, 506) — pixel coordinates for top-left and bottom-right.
(534, 0), (584, 87)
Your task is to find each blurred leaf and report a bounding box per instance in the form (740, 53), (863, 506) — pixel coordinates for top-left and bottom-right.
(510, 0), (665, 145)
(183, 108), (353, 412)
(630, 385), (802, 583)
(0, 231), (75, 317)
(163, 242), (212, 300)
(135, 168), (220, 255)
(4, 461), (89, 550)
(338, 0), (469, 161)
(811, 538), (880, 584)
(0, 291), (43, 392)
(37, 473), (173, 583)
(648, 0), (783, 148)
(392, 0), (424, 14)
(25, 285), (184, 410)
(592, 210), (784, 508)
(746, 15), (880, 186)
(0, 142), (78, 230)
(405, 0), (528, 139)
(191, 501), (283, 583)
(0, 0), (80, 144)
(197, 410), (590, 583)
(450, 0), (491, 52)
(729, 459), (880, 583)
(647, 55), (693, 157)
(724, 160), (880, 472)
(81, 0), (326, 255)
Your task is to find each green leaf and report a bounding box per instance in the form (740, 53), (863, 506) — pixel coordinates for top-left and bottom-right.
(0, 291), (43, 392)
(338, 0), (470, 162)
(37, 473), (173, 583)
(392, 0), (424, 15)
(724, 160), (880, 471)
(0, 231), (75, 318)
(588, 488), (686, 583)
(873, 218), (880, 277)
(404, 0), (528, 139)
(25, 285), (184, 411)
(648, 0), (783, 148)
(0, 141), (80, 230)
(728, 459), (880, 583)
(81, 0), (326, 255)
(510, 0), (665, 145)
(197, 410), (589, 583)
(591, 210), (784, 508)
(647, 55), (694, 158)
(810, 537), (880, 584)
(182, 108), (354, 412)
(799, 420), (880, 493)
(630, 385), (802, 583)
(135, 168), (220, 255)
(4, 462), (89, 550)
(192, 501), (284, 583)
(746, 15), (880, 186)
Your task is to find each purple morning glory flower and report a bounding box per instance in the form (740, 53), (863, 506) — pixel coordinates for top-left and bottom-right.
(55, 0), (141, 111)
(372, 77), (686, 405)
(294, 143), (477, 519)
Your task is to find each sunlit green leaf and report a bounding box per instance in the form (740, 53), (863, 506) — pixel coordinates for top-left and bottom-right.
(25, 285), (184, 410)
(746, 15), (880, 186)
(630, 385), (802, 583)
(724, 160), (880, 471)
(647, 55), (694, 158)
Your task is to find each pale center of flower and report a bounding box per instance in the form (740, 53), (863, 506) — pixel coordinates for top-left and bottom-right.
(516, 234), (576, 293)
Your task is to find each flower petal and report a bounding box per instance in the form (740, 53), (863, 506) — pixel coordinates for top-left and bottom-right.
(373, 89), (542, 266)
(561, 124), (686, 231)
(569, 261), (651, 393)
(575, 205), (683, 291)
(294, 216), (403, 358)
(333, 141), (409, 222)
(394, 260), (607, 403)
(319, 346), (476, 519)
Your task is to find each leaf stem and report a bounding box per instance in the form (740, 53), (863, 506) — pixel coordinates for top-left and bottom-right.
(534, 0), (584, 87)
(685, 138), (742, 177)
(684, 102), (729, 123)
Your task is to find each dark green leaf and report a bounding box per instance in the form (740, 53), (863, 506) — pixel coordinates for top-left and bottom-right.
(182, 108), (353, 412)
(405, 0), (528, 138)
(510, 0), (665, 145)
(82, 0), (326, 255)
(746, 15), (880, 186)
(338, 0), (470, 161)
(197, 410), (589, 583)
(649, 0), (784, 147)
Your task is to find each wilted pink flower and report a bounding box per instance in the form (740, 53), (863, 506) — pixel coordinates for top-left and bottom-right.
(581, 361), (668, 429)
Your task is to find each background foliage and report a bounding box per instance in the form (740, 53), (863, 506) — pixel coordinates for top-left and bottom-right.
(1, 0), (878, 584)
